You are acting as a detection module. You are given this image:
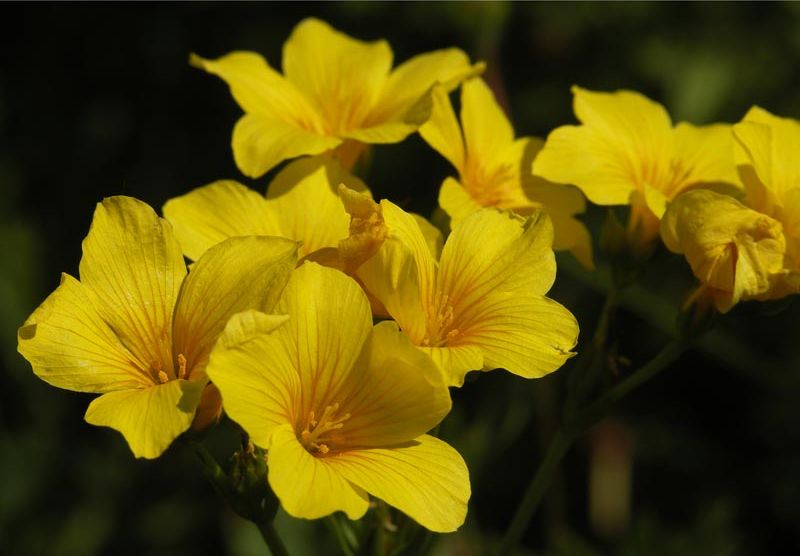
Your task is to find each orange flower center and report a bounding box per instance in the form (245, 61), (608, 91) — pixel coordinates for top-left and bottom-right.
(299, 403), (350, 456)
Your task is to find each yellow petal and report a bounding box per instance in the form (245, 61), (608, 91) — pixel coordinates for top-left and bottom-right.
(326, 435), (470, 532)
(84, 379), (205, 459)
(456, 291), (578, 379)
(232, 113), (341, 178)
(173, 236), (297, 380)
(18, 274), (150, 392)
(163, 180), (280, 261)
(373, 48), (482, 126)
(533, 87), (672, 205)
(273, 262), (373, 416)
(189, 51), (322, 130)
(266, 156), (368, 256)
(355, 200), (435, 344)
(438, 209), (556, 313)
(205, 312), (298, 448)
(268, 424), (369, 520)
(418, 85), (465, 170)
(661, 189), (786, 311)
(670, 123), (740, 202)
(283, 18), (392, 134)
(421, 344), (484, 388)
(438, 176), (483, 226)
(461, 78), (514, 162)
(79, 196), (185, 379)
(343, 94), (432, 144)
(337, 321), (451, 447)
(411, 213), (444, 261)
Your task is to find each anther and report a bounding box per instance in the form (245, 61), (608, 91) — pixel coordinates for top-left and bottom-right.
(158, 370), (169, 384)
(177, 354), (187, 379)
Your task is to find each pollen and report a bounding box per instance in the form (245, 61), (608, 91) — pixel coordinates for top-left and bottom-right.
(177, 353), (188, 379)
(299, 403), (350, 456)
(157, 370), (169, 384)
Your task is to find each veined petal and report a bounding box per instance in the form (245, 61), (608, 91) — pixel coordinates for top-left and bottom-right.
(266, 157), (368, 256)
(205, 311), (297, 448)
(438, 177), (483, 226)
(533, 87), (672, 206)
(18, 274), (150, 392)
(283, 18), (392, 134)
(421, 344), (484, 388)
(418, 85), (465, 170)
(355, 201), (435, 343)
(189, 51), (323, 130)
(268, 424), (369, 520)
(342, 93), (431, 144)
(232, 113), (341, 179)
(163, 180), (280, 261)
(337, 321), (451, 448)
(273, 263), (372, 417)
(79, 196), (185, 380)
(438, 209), (556, 317)
(326, 435), (470, 533)
(458, 291), (578, 378)
(84, 379), (205, 459)
(461, 77), (515, 163)
(173, 236), (297, 379)
(373, 48), (482, 125)
(411, 213), (444, 261)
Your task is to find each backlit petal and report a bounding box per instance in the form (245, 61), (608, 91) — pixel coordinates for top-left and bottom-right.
(268, 424), (369, 520)
(421, 344), (484, 388)
(438, 177), (483, 226)
(163, 180), (280, 261)
(173, 236), (297, 379)
(84, 379), (204, 459)
(18, 274), (150, 392)
(79, 196), (185, 379)
(461, 77), (514, 163)
(232, 113), (341, 178)
(326, 435), (470, 532)
(418, 85), (465, 170)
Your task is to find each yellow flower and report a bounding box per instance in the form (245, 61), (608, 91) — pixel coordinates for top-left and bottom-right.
(339, 188), (579, 387)
(420, 78), (593, 268)
(533, 86), (740, 245)
(17, 197), (296, 458)
(661, 189), (786, 313)
(164, 156), (367, 261)
(192, 18), (483, 178)
(207, 262), (469, 532)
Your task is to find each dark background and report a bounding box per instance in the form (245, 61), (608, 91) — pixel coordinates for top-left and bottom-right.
(2, 3), (800, 555)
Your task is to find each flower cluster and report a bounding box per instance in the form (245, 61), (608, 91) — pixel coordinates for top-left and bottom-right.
(16, 16), (799, 543)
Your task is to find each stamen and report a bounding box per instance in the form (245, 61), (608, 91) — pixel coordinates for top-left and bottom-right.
(177, 353), (188, 379)
(157, 370), (169, 384)
(299, 403), (350, 456)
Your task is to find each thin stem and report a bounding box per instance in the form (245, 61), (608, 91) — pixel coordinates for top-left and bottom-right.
(257, 519), (290, 556)
(498, 339), (688, 556)
(324, 515), (358, 556)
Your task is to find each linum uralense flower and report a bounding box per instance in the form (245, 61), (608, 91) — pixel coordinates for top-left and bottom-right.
(206, 262), (470, 531)
(419, 77), (593, 268)
(532, 86), (740, 247)
(661, 106), (800, 312)
(17, 196), (297, 458)
(337, 187), (579, 387)
(192, 17), (483, 178)
(163, 155), (367, 261)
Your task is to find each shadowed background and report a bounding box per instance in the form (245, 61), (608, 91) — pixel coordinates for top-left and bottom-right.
(1, 3), (799, 555)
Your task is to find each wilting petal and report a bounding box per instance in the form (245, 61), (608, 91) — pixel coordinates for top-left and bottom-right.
(272, 263), (372, 416)
(232, 113), (341, 178)
(283, 18), (392, 133)
(18, 274), (150, 392)
(438, 209), (556, 311)
(458, 290), (578, 379)
(268, 424), (369, 520)
(418, 85), (465, 170)
(327, 435), (470, 533)
(266, 157), (368, 256)
(205, 311), (297, 447)
(189, 51), (322, 129)
(79, 196), (186, 379)
(163, 180), (280, 261)
(84, 379), (204, 459)
(661, 189), (786, 312)
(461, 78), (514, 162)
(337, 321), (451, 447)
(533, 87), (672, 205)
(173, 236), (297, 379)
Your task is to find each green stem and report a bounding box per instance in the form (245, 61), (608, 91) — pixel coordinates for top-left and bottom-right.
(498, 338), (688, 556)
(324, 515), (357, 556)
(257, 519), (290, 556)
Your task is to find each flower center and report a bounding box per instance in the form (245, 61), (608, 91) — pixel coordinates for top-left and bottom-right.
(299, 403), (350, 456)
(422, 291), (461, 347)
(154, 353), (189, 384)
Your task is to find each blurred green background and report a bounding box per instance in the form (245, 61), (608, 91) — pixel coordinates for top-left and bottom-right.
(2, 2), (800, 555)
